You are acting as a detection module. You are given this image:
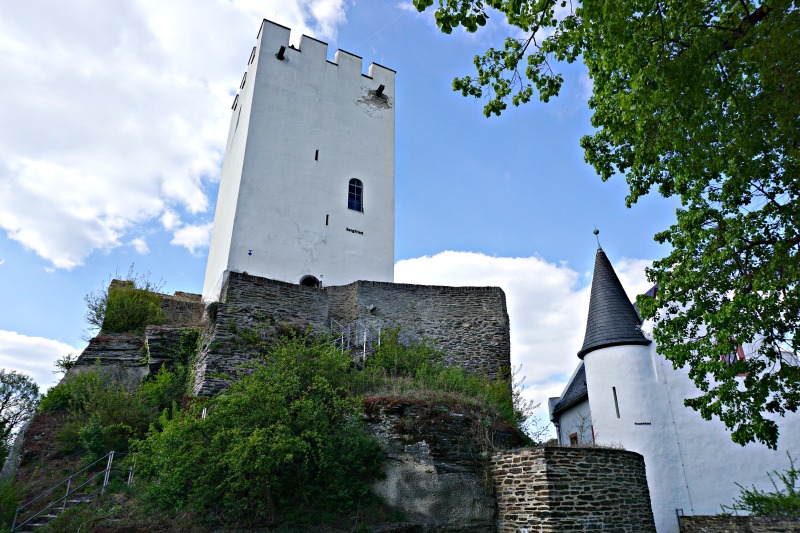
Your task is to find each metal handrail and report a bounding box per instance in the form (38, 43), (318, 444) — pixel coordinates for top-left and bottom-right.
(330, 319), (383, 359)
(11, 451), (130, 531)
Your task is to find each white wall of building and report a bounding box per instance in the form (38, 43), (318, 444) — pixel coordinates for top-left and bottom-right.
(656, 343), (800, 519)
(203, 20), (395, 301)
(555, 400), (593, 446)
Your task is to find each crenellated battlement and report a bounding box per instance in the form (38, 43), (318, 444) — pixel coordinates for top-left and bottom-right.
(230, 18), (395, 116)
(257, 18), (395, 79)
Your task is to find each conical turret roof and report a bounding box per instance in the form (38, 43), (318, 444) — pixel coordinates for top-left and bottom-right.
(577, 248), (651, 359)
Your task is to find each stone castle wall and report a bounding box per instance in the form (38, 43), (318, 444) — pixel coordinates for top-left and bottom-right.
(160, 291), (204, 327)
(491, 447), (656, 533)
(193, 271), (511, 396)
(679, 516), (800, 532)
(343, 281), (510, 377)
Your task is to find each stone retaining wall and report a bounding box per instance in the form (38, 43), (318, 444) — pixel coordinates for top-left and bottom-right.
(347, 281), (510, 377)
(160, 292), (204, 326)
(193, 271), (511, 395)
(679, 515), (800, 532)
(491, 446), (656, 532)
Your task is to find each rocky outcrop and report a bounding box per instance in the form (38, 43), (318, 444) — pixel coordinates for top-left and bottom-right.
(72, 333), (148, 383)
(73, 325), (200, 385)
(364, 397), (525, 531)
(144, 325), (199, 374)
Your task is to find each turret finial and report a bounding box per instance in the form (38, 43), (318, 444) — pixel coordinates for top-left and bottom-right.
(593, 227), (601, 249)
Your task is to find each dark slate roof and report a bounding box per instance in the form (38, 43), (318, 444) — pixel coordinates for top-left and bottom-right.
(551, 362), (588, 416)
(577, 248), (651, 359)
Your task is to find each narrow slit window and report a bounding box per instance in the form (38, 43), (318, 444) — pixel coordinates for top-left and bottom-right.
(348, 179), (363, 212)
(315, 149), (319, 161)
(612, 387), (620, 418)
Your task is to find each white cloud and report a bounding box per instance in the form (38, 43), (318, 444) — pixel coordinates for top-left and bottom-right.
(0, 330), (81, 392)
(160, 210), (181, 231)
(396, 251), (651, 432)
(171, 222), (213, 254)
(0, 0), (349, 269)
(395, 2), (418, 13)
(131, 237), (150, 254)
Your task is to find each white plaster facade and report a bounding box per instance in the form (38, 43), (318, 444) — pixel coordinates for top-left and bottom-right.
(551, 254), (800, 533)
(554, 401), (593, 446)
(203, 20), (395, 301)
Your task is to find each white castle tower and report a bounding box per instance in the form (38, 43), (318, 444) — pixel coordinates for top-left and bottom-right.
(203, 19), (396, 301)
(578, 248), (691, 532)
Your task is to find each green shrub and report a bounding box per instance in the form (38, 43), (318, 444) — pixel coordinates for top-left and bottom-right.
(137, 364), (188, 418)
(101, 284), (166, 334)
(40, 382), (72, 412)
(45, 365), (188, 461)
(366, 328), (445, 376)
(0, 478), (22, 526)
(84, 267), (166, 335)
(356, 330), (538, 440)
(134, 334), (383, 525)
(78, 415), (107, 462)
(723, 453), (800, 516)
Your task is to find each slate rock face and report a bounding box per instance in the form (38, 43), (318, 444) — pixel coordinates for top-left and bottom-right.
(144, 325), (198, 375)
(72, 333), (149, 384)
(364, 397), (524, 532)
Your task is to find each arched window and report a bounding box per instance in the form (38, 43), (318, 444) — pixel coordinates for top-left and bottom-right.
(299, 275), (320, 288)
(348, 179), (363, 212)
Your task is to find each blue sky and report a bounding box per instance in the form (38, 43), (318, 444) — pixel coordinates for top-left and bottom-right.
(0, 1), (677, 421)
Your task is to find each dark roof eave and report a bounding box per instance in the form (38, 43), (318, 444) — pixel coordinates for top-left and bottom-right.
(578, 338), (652, 360)
(551, 392), (589, 416)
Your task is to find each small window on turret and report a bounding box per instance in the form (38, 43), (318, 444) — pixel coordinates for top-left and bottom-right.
(348, 179), (363, 212)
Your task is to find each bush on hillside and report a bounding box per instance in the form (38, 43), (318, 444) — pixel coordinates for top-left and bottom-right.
(134, 334), (383, 526)
(357, 329), (542, 442)
(84, 266), (166, 335)
(40, 364), (188, 462)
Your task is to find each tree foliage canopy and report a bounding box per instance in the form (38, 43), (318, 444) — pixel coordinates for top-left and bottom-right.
(0, 370), (39, 465)
(414, 0), (800, 447)
(134, 335), (384, 526)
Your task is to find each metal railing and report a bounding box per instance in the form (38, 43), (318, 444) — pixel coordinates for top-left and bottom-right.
(11, 451), (133, 532)
(330, 319), (382, 360)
